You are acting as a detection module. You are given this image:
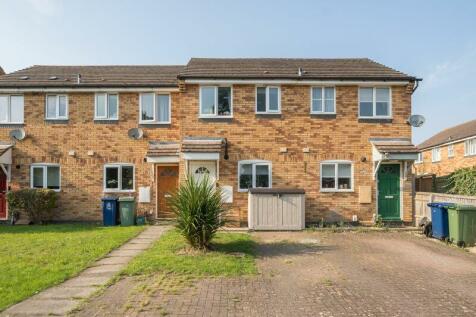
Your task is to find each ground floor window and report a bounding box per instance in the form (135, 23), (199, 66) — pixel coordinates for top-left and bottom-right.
(320, 161), (353, 192)
(238, 160), (272, 191)
(31, 164), (60, 190)
(104, 164), (134, 192)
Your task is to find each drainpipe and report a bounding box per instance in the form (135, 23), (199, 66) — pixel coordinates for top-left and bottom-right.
(411, 79), (423, 94)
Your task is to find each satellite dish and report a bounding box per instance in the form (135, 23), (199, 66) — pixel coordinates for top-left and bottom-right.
(127, 128), (143, 140)
(407, 115), (425, 127)
(9, 128), (26, 141)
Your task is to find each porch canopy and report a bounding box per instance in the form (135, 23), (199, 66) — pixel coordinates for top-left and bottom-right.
(0, 142), (13, 180)
(181, 137), (224, 160)
(146, 141), (180, 163)
(370, 138), (418, 179)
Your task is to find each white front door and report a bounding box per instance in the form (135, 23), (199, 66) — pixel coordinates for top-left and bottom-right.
(188, 161), (217, 185)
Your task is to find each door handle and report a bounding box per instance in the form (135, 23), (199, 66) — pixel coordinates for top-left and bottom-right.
(385, 195), (394, 199)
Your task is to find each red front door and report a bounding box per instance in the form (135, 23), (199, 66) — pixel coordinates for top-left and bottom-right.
(0, 169), (6, 219)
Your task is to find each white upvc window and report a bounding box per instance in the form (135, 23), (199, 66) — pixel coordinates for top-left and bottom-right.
(104, 164), (134, 192)
(199, 86), (233, 117)
(238, 160), (272, 192)
(415, 152), (423, 164)
(46, 95), (68, 120)
(447, 144), (454, 158)
(95, 93), (118, 120)
(359, 87), (392, 118)
(432, 147), (441, 162)
(311, 87), (335, 114)
(140, 93), (171, 124)
(0, 95), (24, 124)
(464, 138), (476, 156)
(256, 86), (280, 113)
(320, 161), (353, 192)
(30, 164), (61, 191)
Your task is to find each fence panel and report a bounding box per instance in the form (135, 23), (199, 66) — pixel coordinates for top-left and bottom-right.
(414, 192), (476, 225)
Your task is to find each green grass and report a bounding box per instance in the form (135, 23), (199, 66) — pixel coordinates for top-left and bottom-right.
(0, 224), (144, 311)
(124, 229), (257, 277)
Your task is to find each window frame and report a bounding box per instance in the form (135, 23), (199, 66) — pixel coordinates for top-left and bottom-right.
(94, 93), (119, 120)
(415, 152), (423, 164)
(139, 93), (171, 124)
(255, 86), (281, 114)
(0, 94), (24, 124)
(237, 160), (272, 192)
(103, 163), (135, 193)
(465, 138), (476, 156)
(45, 94), (68, 120)
(198, 86), (233, 118)
(431, 147), (441, 162)
(310, 86), (336, 114)
(30, 163), (61, 192)
(320, 160), (354, 193)
(447, 144), (455, 158)
(358, 87), (392, 119)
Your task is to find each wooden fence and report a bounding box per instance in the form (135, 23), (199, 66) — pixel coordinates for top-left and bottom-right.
(414, 192), (476, 225)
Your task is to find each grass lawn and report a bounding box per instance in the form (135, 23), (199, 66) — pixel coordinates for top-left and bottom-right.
(0, 224), (144, 311)
(124, 229), (257, 277)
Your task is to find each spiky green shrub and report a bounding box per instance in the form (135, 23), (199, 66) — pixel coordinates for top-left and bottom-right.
(169, 176), (226, 250)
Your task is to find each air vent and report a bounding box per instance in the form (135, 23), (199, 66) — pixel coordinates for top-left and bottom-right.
(20, 76), (29, 80)
(48, 76), (58, 80)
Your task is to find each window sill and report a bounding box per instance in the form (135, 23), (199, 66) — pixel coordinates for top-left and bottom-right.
(45, 119), (69, 124)
(320, 189), (354, 193)
(358, 117), (393, 124)
(310, 113), (336, 119)
(256, 113), (282, 119)
(103, 190), (135, 193)
(431, 160), (441, 163)
(0, 123), (24, 128)
(94, 119), (119, 124)
(199, 116), (233, 122)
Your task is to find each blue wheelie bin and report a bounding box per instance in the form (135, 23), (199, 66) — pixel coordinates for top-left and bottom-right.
(101, 197), (118, 226)
(427, 202), (455, 239)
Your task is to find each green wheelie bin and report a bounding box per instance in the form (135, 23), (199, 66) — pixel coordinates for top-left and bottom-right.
(118, 196), (136, 226)
(448, 204), (476, 247)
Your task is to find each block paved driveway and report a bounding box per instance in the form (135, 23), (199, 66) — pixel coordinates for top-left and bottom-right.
(74, 231), (476, 317)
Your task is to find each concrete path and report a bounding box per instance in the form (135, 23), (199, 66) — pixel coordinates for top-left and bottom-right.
(1, 225), (168, 317)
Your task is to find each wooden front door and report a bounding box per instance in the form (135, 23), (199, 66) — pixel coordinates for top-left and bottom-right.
(377, 164), (401, 221)
(0, 168), (7, 219)
(157, 165), (179, 218)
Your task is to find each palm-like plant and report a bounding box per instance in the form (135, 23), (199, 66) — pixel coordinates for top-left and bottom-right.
(169, 175), (226, 250)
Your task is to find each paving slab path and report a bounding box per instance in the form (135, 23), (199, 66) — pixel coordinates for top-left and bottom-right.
(1, 225), (169, 317)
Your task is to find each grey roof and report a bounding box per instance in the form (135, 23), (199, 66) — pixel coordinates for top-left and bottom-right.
(0, 65), (184, 88)
(418, 119), (476, 150)
(178, 58), (417, 81)
(372, 139), (418, 153)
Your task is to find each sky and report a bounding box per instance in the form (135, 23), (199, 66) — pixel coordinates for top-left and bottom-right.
(0, 0), (475, 144)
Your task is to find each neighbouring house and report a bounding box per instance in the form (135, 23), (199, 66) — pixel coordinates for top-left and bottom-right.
(0, 67), (4, 76)
(0, 58), (420, 226)
(415, 119), (476, 192)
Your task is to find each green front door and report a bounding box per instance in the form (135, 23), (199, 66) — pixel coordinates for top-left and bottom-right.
(377, 164), (400, 220)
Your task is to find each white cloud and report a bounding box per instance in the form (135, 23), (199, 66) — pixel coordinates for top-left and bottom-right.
(26, 0), (62, 17)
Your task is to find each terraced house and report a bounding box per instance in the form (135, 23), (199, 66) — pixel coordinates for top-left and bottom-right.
(0, 58), (420, 226)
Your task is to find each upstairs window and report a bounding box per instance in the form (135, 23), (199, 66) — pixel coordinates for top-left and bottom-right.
(46, 95), (68, 120)
(311, 87), (335, 113)
(31, 164), (60, 191)
(140, 93), (171, 123)
(465, 138), (476, 156)
(415, 152), (423, 164)
(95, 93), (118, 120)
(359, 87), (391, 118)
(199, 86), (232, 117)
(238, 160), (272, 191)
(256, 86), (280, 113)
(0, 95), (24, 124)
(320, 161), (353, 192)
(432, 147), (441, 162)
(104, 164), (134, 192)
(447, 144), (454, 158)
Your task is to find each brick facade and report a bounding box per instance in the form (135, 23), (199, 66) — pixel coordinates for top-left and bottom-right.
(3, 83), (415, 225)
(414, 140), (476, 177)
